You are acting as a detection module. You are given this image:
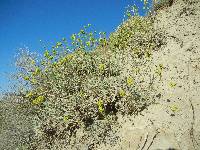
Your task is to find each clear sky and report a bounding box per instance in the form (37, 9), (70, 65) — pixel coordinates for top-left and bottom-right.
(0, 0), (152, 93)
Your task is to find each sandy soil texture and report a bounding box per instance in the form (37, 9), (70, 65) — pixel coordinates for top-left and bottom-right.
(98, 0), (200, 149)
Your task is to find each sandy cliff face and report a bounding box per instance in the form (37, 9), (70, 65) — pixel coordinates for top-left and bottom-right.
(99, 0), (200, 149)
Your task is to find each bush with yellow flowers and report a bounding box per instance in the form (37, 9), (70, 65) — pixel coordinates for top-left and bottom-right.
(9, 0), (168, 149)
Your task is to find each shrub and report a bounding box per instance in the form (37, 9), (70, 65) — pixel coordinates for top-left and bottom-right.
(9, 0), (167, 149)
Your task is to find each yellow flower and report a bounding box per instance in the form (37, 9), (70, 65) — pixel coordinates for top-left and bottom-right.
(79, 91), (85, 97)
(127, 76), (134, 86)
(98, 63), (105, 72)
(31, 60), (35, 65)
(59, 58), (65, 65)
(119, 89), (126, 97)
(169, 82), (177, 88)
(32, 67), (41, 76)
(56, 42), (62, 47)
(97, 99), (104, 113)
(80, 29), (85, 34)
(71, 34), (76, 41)
(44, 50), (53, 60)
(32, 96), (45, 105)
(44, 50), (50, 58)
(170, 105), (179, 112)
(52, 49), (57, 55)
(98, 106), (104, 113)
(143, 0), (148, 5)
(66, 54), (73, 60)
(25, 91), (34, 98)
(52, 62), (58, 67)
(86, 41), (91, 47)
(23, 76), (30, 81)
(63, 115), (69, 122)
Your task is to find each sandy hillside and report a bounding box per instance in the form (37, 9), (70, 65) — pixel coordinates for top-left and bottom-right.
(1, 0), (200, 150)
(99, 0), (200, 149)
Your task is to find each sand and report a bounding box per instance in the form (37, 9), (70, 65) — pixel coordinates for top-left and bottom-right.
(98, 0), (200, 149)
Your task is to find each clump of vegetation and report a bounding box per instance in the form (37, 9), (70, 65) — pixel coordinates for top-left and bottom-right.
(1, 0), (168, 149)
(0, 93), (35, 150)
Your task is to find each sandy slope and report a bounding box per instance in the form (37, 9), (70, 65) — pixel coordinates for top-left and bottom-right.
(99, 0), (200, 149)
(1, 1), (199, 149)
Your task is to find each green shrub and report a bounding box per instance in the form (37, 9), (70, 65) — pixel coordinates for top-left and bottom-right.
(10, 1), (167, 149)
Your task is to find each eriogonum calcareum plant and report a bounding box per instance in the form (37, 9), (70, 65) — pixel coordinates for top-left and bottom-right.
(8, 0), (168, 149)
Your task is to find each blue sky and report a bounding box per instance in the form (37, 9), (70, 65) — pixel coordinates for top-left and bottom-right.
(0, 0), (152, 92)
